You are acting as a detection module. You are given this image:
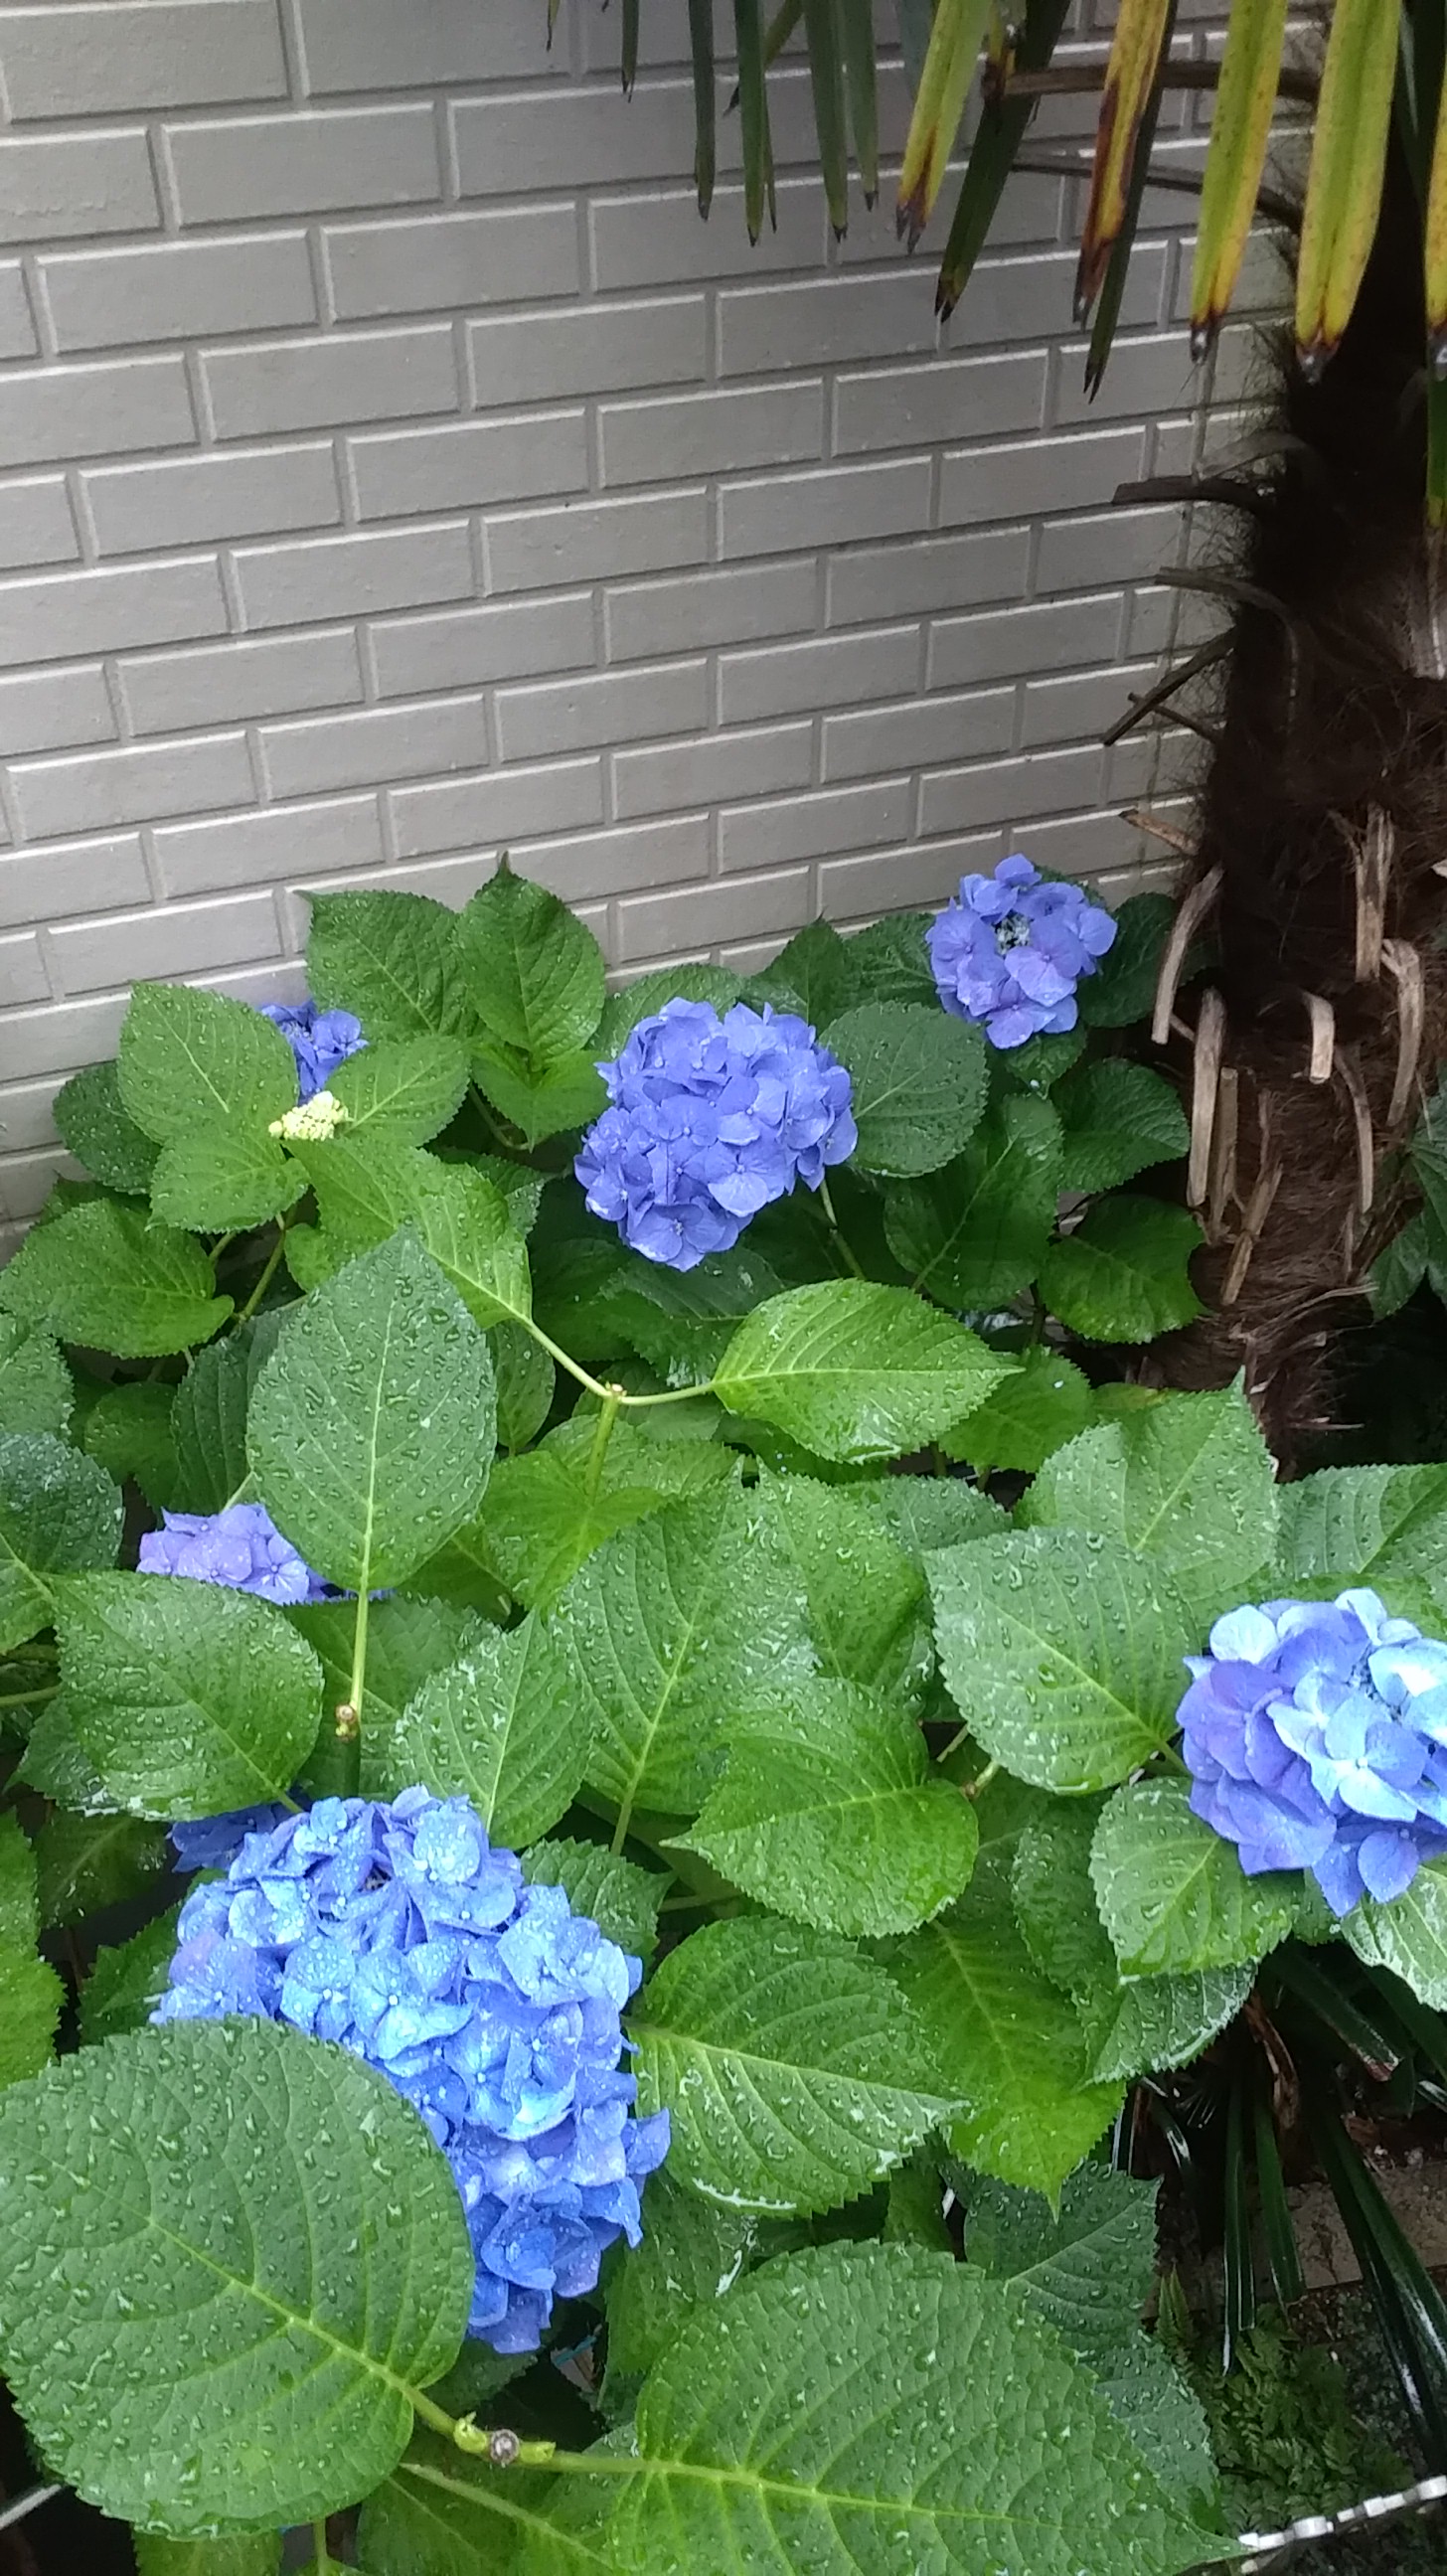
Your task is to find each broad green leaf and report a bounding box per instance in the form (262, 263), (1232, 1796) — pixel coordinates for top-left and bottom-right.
(928, 1528), (1195, 1792)
(18, 1691), (109, 1809)
(522, 1836), (666, 1964)
(473, 1042), (606, 1145)
(458, 864), (606, 1067)
(0, 1944), (62, 2087)
(582, 1240), (785, 1381)
(149, 1129), (304, 1235)
(0, 1430), (122, 1652)
(1273, 1462), (1447, 1605)
(869, 1472), (1005, 1568)
(551, 1478), (815, 1822)
(359, 2448), (607, 2576)
(884, 1094), (1062, 1308)
(1091, 1777), (1301, 1976)
(822, 999), (987, 1176)
(1054, 1059), (1190, 1194)
(118, 982), (296, 1143)
(716, 1279), (1014, 1464)
(681, 1678), (977, 1936)
(632, 1916), (959, 2213)
(0, 1201), (232, 1358)
(888, 1883), (1121, 2198)
(466, 1415), (732, 1615)
(1077, 892), (1177, 1029)
(570, 2241), (1210, 2576)
(594, 962), (747, 1058)
(753, 1471), (931, 1699)
(605, 2170), (760, 2379)
(1345, 1852), (1447, 2005)
(307, 886), (472, 1041)
(53, 1057), (159, 1195)
(492, 1320), (554, 1451)
(170, 1312), (286, 1515)
(0, 2018), (471, 2533)
(60, 1572), (323, 1818)
(842, 907), (936, 1008)
(1368, 1212), (1428, 1319)
(134, 2537), (282, 2576)
(81, 1379), (184, 1510)
(0, 1315), (72, 1438)
(948, 1346), (1093, 1477)
(754, 917), (854, 1026)
(993, 1026), (1087, 1092)
(33, 1810), (169, 1927)
(0, 1811), (37, 1948)
(287, 1595), (485, 1739)
(1022, 1383), (1278, 1621)
(80, 1903), (184, 2045)
(248, 1234), (496, 1593)
(294, 1135), (533, 1332)
(1091, 1965), (1252, 2086)
(363, 1613), (591, 1848)
(1040, 1197), (1204, 1344)
(328, 1034), (469, 1143)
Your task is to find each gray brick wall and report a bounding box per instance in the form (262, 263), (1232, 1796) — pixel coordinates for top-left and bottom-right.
(0, 0), (1247, 1235)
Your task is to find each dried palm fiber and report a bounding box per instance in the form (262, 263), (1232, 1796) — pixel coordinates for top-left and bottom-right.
(1135, 132), (1447, 1466)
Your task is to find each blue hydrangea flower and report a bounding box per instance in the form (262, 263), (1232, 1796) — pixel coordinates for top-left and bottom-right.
(170, 1807), (291, 1872)
(927, 854), (1116, 1048)
(1179, 1589), (1447, 1914)
(259, 999), (366, 1101)
(155, 1790), (670, 2351)
(139, 1502), (328, 1606)
(575, 996), (857, 1270)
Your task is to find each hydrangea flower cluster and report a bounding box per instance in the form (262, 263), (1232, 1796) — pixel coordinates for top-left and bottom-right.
(259, 998), (366, 1101)
(927, 854), (1117, 1048)
(156, 1791), (670, 2350)
(138, 1502), (328, 1607)
(1180, 1589), (1447, 1913)
(576, 996), (857, 1270)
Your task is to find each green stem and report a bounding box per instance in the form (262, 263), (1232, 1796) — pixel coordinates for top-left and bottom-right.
(310, 2519), (331, 2572)
(522, 1316), (713, 1412)
(348, 1580), (371, 1729)
(0, 1683), (58, 1709)
(585, 1388), (622, 1500)
(468, 1080), (517, 1154)
(235, 1220), (288, 1327)
(209, 1231), (237, 1269)
(817, 1175), (865, 1280)
(962, 1757), (1001, 1801)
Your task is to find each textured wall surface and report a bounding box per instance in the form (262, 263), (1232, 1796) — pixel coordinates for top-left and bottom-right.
(0, 0), (1249, 1236)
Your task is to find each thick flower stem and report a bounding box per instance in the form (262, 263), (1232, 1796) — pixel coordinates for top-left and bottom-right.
(523, 1314), (714, 1412)
(347, 1579), (370, 1731)
(310, 2519), (331, 2571)
(817, 1175), (866, 1281)
(234, 1219), (289, 1328)
(585, 1387), (622, 1498)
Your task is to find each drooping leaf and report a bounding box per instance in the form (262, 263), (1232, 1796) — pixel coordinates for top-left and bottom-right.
(928, 1527), (1195, 1793)
(80, 1903), (184, 2046)
(170, 1312), (286, 1515)
(715, 1279), (1013, 1463)
(632, 1915), (960, 2212)
(869, 1472), (1006, 1568)
(947, 1346), (1094, 1477)
(897, 0), (994, 244)
(1039, 1197), (1204, 1343)
(681, 1677), (977, 1936)
(823, 1000), (988, 1178)
(840, 908), (935, 1008)
(0, 2018), (471, 2533)
(248, 1233), (496, 1594)
(363, 1613), (591, 1849)
(934, 0), (1073, 320)
(687, 0), (717, 213)
(0, 1201), (232, 1358)
(0, 1316), (72, 1439)
(307, 887), (472, 1041)
(1091, 1776), (1301, 1977)
(754, 917), (855, 1027)
(550, 1478), (815, 1823)
(1272, 1462), (1447, 1610)
(1076, 0), (1174, 317)
(0, 1430), (122, 1653)
(492, 1321), (555, 1451)
(53, 1057), (159, 1195)
(60, 1572), (323, 1818)
(0, 1944), (62, 2089)
(752, 1471), (931, 1698)
(327, 1034), (470, 1145)
(733, 0), (773, 243)
(458, 865), (606, 1070)
(1054, 1060), (1190, 1196)
(522, 1836), (666, 1965)
(473, 1041), (607, 1146)
(883, 1094), (1062, 1309)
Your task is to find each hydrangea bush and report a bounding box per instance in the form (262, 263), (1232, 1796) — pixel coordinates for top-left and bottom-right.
(2, 861), (1446, 2569)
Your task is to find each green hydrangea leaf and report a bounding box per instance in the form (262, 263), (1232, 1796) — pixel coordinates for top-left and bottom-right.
(715, 1280), (1014, 1465)
(753, 1472), (931, 1700)
(1091, 1777), (1301, 1976)
(60, 1572), (324, 1818)
(1076, 892), (1178, 1029)
(82, 1379), (184, 1511)
(249, 1234), (496, 1593)
(0, 1811), (38, 1948)
(286, 1596), (486, 1746)
(681, 1678), (977, 1937)
(0, 1430), (122, 1653)
(473, 1044), (607, 1146)
(53, 1057), (159, 1195)
(754, 918), (855, 1026)
(1040, 1197), (1204, 1344)
(841, 908), (936, 1007)
(307, 887), (472, 1041)
(327, 1034), (470, 1144)
(868, 1473), (1006, 1567)
(928, 1528), (1195, 1793)
(0, 2018), (471, 2534)
(0, 1944), (62, 2088)
(292, 1135), (534, 1335)
(582, 1241), (786, 1382)
(1368, 1213), (1429, 1320)
(0, 1316), (72, 1439)
(33, 1810), (170, 1927)
(590, 2240), (1210, 2576)
(458, 865), (606, 1067)
(605, 2170), (761, 2381)
(883, 1095), (1062, 1308)
(521, 1837), (666, 1964)
(1053, 1059), (1189, 1195)
(360, 2439), (611, 2576)
(465, 1415), (732, 1616)
(118, 982), (296, 1146)
(492, 1321), (555, 1452)
(1090, 1966), (1252, 2085)
(18, 1690), (109, 1809)
(80, 1904), (184, 2045)
(0, 1202), (232, 1359)
(992, 1027), (1087, 1091)
(170, 1313), (286, 1516)
(947, 1346), (1094, 1477)
(1272, 1462), (1447, 1608)
(1344, 1852), (1447, 2006)
(1021, 1382), (1278, 1623)
(552, 1478), (815, 1823)
(149, 1128), (305, 1236)
(632, 1916), (959, 2213)
(822, 1000), (988, 1177)
(362, 1611), (591, 1847)
(594, 964), (747, 1059)
(133, 2537), (282, 2576)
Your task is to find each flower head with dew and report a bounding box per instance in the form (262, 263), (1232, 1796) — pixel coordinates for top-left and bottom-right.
(259, 998), (366, 1102)
(155, 1791), (670, 2350)
(575, 996), (857, 1271)
(927, 854), (1116, 1049)
(139, 1501), (328, 1608)
(1179, 1588), (1447, 1914)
